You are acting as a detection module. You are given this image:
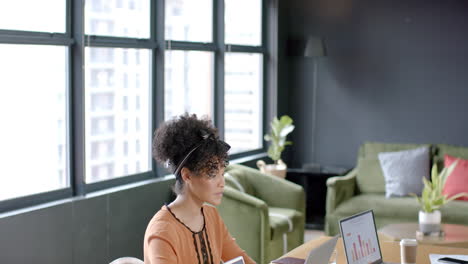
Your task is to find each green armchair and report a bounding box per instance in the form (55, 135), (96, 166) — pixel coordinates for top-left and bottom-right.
(217, 164), (305, 264)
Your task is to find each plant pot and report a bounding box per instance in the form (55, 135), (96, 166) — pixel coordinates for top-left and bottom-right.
(256, 160), (287, 179)
(418, 210), (441, 234)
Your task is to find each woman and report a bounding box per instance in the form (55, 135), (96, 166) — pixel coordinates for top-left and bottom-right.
(144, 113), (256, 264)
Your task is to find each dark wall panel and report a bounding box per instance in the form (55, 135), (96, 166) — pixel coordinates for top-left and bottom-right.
(0, 202), (73, 264)
(0, 177), (175, 264)
(109, 178), (175, 261)
(72, 196), (108, 264)
(284, 0), (468, 168)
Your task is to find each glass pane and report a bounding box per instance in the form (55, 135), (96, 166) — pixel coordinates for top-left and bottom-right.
(165, 50), (214, 120)
(225, 53), (263, 154)
(85, 0), (150, 38)
(85, 47), (151, 183)
(165, 0), (212, 42)
(0, 44), (68, 201)
(225, 0), (262, 46)
(0, 0), (65, 32)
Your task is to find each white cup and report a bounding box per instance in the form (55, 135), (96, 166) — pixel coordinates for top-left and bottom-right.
(400, 239), (418, 264)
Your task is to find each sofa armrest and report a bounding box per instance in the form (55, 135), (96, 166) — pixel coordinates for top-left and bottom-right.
(217, 186), (269, 263)
(228, 164), (305, 216)
(326, 168), (357, 214)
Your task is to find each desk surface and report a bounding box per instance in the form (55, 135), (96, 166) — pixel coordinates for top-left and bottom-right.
(273, 235), (468, 264)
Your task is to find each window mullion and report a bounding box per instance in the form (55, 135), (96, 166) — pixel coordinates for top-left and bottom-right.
(154, 0), (167, 177)
(71, 0), (86, 196)
(83, 36), (157, 49)
(214, 0), (225, 139)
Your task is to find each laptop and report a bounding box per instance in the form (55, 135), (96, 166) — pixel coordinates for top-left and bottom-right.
(339, 210), (399, 264)
(271, 235), (338, 264)
(305, 235), (340, 264)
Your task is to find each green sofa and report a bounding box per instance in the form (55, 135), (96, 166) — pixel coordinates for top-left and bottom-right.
(325, 142), (468, 236)
(217, 164), (305, 264)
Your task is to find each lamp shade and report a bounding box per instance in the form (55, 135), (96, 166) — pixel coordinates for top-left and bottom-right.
(304, 36), (326, 57)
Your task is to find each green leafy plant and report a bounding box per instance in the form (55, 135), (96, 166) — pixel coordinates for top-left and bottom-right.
(264, 115), (295, 163)
(411, 160), (468, 213)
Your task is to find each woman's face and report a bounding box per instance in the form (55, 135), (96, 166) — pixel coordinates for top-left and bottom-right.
(186, 164), (225, 206)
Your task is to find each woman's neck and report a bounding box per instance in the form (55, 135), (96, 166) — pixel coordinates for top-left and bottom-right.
(167, 194), (205, 232)
(168, 194), (203, 217)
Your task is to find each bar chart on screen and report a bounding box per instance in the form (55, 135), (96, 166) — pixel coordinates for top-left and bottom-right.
(349, 234), (377, 261)
(341, 212), (381, 264)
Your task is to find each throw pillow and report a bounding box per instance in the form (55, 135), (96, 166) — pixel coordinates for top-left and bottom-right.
(443, 154), (468, 201)
(378, 146), (430, 198)
(356, 142), (429, 194)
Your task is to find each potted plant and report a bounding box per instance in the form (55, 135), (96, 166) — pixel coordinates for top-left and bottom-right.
(412, 160), (468, 234)
(256, 115), (295, 179)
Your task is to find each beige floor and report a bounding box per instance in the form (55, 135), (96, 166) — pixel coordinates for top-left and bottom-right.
(304, 229), (325, 242)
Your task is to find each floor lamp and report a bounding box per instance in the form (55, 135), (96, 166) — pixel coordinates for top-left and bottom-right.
(304, 37), (327, 166)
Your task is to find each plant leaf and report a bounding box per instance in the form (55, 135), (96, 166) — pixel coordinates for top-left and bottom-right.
(264, 115), (294, 162)
(446, 192), (468, 202)
(417, 160), (461, 213)
(441, 160), (458, 188)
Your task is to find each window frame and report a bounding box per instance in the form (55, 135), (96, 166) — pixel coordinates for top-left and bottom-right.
(224, 0), (271, 160)
(0, 0), (277, 213)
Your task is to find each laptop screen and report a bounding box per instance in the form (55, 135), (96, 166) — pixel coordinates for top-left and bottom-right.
(339, 210), (383, 264)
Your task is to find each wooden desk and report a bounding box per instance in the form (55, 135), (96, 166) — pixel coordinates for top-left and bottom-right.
(272, 235), (468, 264)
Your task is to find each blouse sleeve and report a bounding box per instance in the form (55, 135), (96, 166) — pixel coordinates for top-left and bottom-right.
(146, 236), (178, 264)
(217, 211), (257, 264)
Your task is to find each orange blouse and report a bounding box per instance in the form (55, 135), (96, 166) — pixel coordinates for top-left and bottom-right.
(144, 204), (256, 264)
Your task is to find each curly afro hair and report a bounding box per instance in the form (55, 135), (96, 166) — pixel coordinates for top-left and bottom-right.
(152, 113), (230, 194)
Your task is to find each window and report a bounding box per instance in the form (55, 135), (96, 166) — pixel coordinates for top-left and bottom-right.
(164, 50), (214, 120)
(225, 0), (262, 46)
(136, 139), (141, 154)
(0, 0), (274, 212)
(225, 53), (263, 153)
(85, 0), (150, 38)
(136, 118), (141, 132)
(90, 163), (114, 182)
(136, 95), (141, 110)
(123, 96), (129, 110)
(85, 47), (151, 183)
(0, 44), (68, 201)
(123, 118), (129, 133)
(0, 0), (66, 33)
(90, 140), (115, 160)
(224, 0), (264, 154)
(91, 116), (115, 135)
(165, 0), (212, 42)
(91, 93), (114, 111)
(123, 141), (129, 156)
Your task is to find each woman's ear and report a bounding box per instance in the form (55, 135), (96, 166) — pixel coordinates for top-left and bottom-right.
(180, 167), (192, 183)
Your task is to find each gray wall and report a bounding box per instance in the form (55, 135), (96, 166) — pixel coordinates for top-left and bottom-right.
(0, 177), (175, 264)
(282, 0), (468, 168)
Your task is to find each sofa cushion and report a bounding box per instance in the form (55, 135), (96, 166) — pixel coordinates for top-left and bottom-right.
(440, 199), (468, 222)
(268, 207), (303, 241)
(334, 194), (421, 219)
(334, 194), (468, 224)
(356, 142), (430, 193)
(434, 144), (468, 170)
(378, 146), (430, 198)
(443, 155), (468, 201)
